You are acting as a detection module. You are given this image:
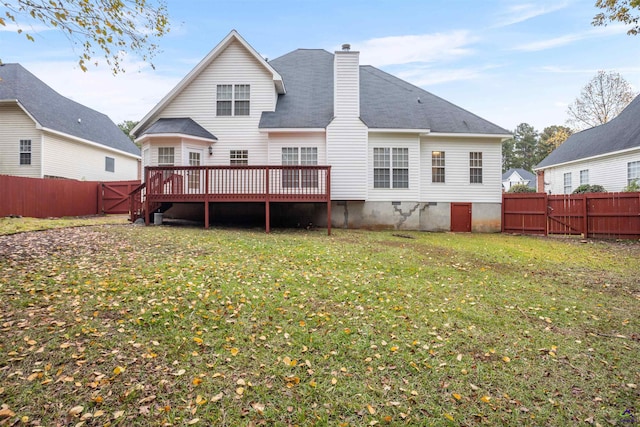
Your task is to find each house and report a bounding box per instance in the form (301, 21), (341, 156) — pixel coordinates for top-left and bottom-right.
(502, 168), (536, 191)
(132, 30), (511, 231)
(0, 63), (140, 181)
(535, 94), (640, 194)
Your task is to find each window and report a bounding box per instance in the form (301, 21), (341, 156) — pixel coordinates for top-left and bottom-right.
(158, 147), (175, 165)
(580, 169), (589, 185)
(564, 172), (572, 194)
(301, 147), (318, 187)
(432, 151), (445, 183)
(628, 161), (640, 186)
(230, 150), (248, 165)
(188, 151), (201, 190)
(281, 147), (318, 188)
(19, 139), (31, 165)
(216, 84), (250, 116)
(469, 152), (483, 184)
(373, 147), (409, 189)
(105, 156), (115, 172)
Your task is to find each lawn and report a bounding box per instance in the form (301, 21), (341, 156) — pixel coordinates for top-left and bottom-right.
(0, 220), (638, 426)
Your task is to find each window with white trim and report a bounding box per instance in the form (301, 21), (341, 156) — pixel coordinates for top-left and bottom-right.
(469, 152), (482, 184)
(216, 84), (250, 116)
(580, 169), (589, 185)
(432, 151), (445, 183)
(158, 147), (175, 165)
(628, 161), (640, 186)
(564, 172), (572, 194)
(373, 147), (409, 189)
(19, 139), (31, 165)
(142, 148), (150, 167)
(230, 150), (248, 165)
(281, 147), (318, 188)
(105, 156), (115, 172)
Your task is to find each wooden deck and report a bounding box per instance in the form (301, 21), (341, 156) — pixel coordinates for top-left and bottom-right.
(130, 165), (331, 234)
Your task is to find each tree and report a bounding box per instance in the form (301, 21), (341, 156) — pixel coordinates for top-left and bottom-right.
(566, 71), (636, 130)
(0, 0), (170, 74)
(118, 120), (139, 146)
(536, 125), (573, 163)
(593, 0), (640, 36)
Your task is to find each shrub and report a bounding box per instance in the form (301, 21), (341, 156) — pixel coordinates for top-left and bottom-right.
(623, 179), (640, 192)
(508, 184), (536, 193)
(572, 184), (606, 194)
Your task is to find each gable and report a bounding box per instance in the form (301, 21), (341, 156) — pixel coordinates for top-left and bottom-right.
(536, 94), (640, 169)
(0, 63), (139, 157)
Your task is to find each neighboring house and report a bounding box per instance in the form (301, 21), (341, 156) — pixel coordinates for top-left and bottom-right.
(132, 30), (511, 231)
(0, 63), (140, 181)
(502, 168), (536, 191)
(535, 94), (640, 194)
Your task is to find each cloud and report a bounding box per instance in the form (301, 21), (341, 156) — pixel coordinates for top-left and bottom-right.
(350, 31), (478, 67)
(0, 22), (51, 33)
(21, 56), (180, 123)
(493, 1), (571, 27)
(512, 24), (632, 51)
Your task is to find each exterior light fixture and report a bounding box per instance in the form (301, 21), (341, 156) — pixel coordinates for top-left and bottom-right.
(208, 145), (213, 155)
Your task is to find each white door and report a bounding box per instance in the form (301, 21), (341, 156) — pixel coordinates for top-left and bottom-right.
(187, 149), (203, 192)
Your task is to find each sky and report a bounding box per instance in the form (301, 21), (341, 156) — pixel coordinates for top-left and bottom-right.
(1, 0), (639, 133)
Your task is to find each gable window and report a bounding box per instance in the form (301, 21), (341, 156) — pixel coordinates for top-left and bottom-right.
(216, 84), (250, 116)
(580, 169), (589, 185)
(432, 151), (445, 183)
(158, 147), (175, 165)
(19, 139), (31, 165)
(629, 161), (640, 186)
(373, 147), (409, 189)
(470, 152), (483, 184)
(281, 147), (318, 188)
(564, 172), (572, 194)
(105, 156), (115, 172)
(230, 150), (248, 165)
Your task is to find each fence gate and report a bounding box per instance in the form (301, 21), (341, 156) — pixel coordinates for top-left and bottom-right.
(101, 180), (141, 214)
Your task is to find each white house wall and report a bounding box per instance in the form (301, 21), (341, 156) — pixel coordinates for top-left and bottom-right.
(266, 132), (327, 165)
(420, 136), (502, 203)
(326, 118), (368, 200)
(160, 39), (275, 166)
(0, 104), (41, 177)
(367, 133), (421, 202)
(542, 149), (640, 194)
(42, 132), (138, 181)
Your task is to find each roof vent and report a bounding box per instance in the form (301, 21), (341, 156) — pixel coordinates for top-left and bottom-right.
(341, 43), (351, 51)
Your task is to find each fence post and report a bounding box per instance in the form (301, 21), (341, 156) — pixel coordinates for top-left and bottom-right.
(327, 167), (331, 236)
(544, 192), (548, 236)
(265, 167), (270, 234)
(582, 193), (588, 238)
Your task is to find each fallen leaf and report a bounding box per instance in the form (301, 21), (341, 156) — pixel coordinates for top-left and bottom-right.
(251, 402), (265, 413)
(331, 377), (338, 385)
(195, 395), (207, 405)
(230, 348), (239, 356)
(113, 366), (125, 376)
(480, 395), (491, 403)
(367, 404), (376, 414)
(0, 408), (16, 418)
(187, 418), (200, 425)
(236, 387), (244, 395)
(113, 410), (124, 419)
(212, 392), (224, 402)
(503, 356), (511, 363)
(192, 378), (202, 386)
(68, 406), (84, 416)
(193, 337), (203, 345)
(444, 413), (454, 421)
(452, 393), (462, 401)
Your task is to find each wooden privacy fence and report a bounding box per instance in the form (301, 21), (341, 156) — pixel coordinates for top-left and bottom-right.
(502, 192), (640, 239)
(0, 175), (140, 218)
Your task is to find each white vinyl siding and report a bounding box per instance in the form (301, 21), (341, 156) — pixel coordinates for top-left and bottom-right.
(327, 118), (368, 199)
(267, 132), (326, 165)
(160, 39), (275, 166)
(0, 104), (41, 177)
(334, 51), (360, 118)
(538, 150), (640, 194)
(420, 137), (502, 203)
(368, 133), (420, 201)
(41, 132), (138, 181)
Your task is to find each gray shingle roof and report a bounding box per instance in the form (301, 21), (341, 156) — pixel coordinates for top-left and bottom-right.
(536, 94), (640, 169)
(260, 49), (510, 135)
(141, 118), (217, 140)
(0, 63), (139, 156)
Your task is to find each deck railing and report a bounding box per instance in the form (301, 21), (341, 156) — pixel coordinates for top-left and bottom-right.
(130, 165), (332, 231)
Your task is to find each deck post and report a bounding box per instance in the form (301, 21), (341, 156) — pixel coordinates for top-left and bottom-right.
(326, 167), (331, 236)
(144, 167), (150, 226)
(265, 166), (270, 233)
(204, 168), (210, 229)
